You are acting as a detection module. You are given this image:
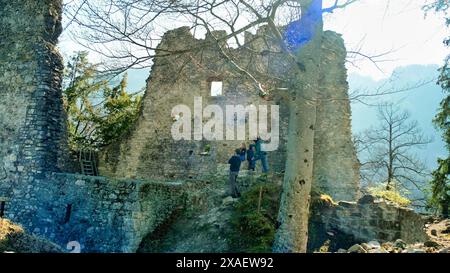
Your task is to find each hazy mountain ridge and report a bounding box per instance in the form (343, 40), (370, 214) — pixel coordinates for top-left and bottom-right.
(349, 64), (447, 170)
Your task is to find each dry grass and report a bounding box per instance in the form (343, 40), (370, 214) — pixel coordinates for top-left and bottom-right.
(368, 187), (411, 207)
(0, 218), (23, 239)
(319, 194), (338, 206)
(0, 218), (24, 251)
(0, 218), (62, 253)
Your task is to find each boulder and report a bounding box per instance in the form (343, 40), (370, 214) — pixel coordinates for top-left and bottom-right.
(347, 244), (367, 253)
(442, 226), (450, 234)
(381, 242), (394, 248)
(361, 243), (370, 251)
(431, 229), (438, 236)
(367, 240), (381, 249)
(405, 248), (426, 253)
(381, 242), (395, 253)
(394, 239), (407, 249)
(423, 241), (440, 248)
(369, 248), (388, 253)
(438, 247), (450, 253)
(358, 195), (375, 205)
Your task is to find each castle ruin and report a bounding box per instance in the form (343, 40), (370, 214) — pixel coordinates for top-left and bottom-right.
(0, 0), (427, 253)
(98, 26), (361, 201)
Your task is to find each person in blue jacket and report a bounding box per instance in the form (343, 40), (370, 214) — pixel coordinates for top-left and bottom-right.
(254, 137), (269, 173)
(247, 144), (256, 171)
(239, 143), (247, 162)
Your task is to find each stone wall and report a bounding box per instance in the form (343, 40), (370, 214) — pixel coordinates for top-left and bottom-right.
(313, 32), (360, 201)
(309, 195), (428, 251)
(3, 172), (186, 252)
(98, 27), (360, 201)
(99, 27), (290, 180)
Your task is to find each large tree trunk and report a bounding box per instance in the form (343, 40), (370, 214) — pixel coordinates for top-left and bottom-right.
(273, 0), (323, 253)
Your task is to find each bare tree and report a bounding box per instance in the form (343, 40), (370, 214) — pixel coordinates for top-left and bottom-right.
(63, 1), (386, 72)
(349, 78), (436, 106)
(356, 103), (432, 193)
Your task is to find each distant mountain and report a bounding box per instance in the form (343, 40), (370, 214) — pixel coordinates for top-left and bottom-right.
(349, 64), (447, 170)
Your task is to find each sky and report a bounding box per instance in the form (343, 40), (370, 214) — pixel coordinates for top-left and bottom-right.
(323, 0), (448, 79)
(60, 0), (449, 81)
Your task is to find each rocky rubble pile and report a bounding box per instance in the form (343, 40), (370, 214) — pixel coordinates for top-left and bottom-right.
(339, 219), (450, 254)
(341, 239), (449, 253)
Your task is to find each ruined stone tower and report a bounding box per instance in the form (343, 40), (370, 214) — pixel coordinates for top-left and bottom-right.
(0, 0), (69, 197)
(99, 26), (360, 201)
(0, 1), (190, 252)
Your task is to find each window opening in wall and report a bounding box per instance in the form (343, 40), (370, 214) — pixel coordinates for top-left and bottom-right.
(0, 201), (5, 218)
(64, 204), (72, 224)
(210, 81), (223, 96)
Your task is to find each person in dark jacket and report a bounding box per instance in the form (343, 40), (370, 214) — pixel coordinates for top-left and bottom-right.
(254, 137), (269, 173)
(228, 149), (242, 198)
(247, 144), (256, 171)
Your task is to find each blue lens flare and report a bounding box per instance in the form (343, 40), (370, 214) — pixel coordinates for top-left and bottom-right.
(283, 0), (323, 52)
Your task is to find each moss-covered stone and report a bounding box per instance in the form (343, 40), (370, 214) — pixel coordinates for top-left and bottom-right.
(229, 180), (282, 252)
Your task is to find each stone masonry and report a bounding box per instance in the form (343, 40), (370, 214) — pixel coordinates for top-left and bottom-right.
(0, 0), (399, 253)
(308, 195), (428, 251)
(99, 26), (361, 201)
(0, 0), (68, 196)
(0, 0), (187, 252)
(98, 27), (291, 180)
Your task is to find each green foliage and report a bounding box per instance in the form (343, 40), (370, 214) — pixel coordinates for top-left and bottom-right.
(425, 1), (450, 217)
(63, 52), (142, 150)
(204, 144), (211, 153)
(98, 75), (142, 146)
(434, 61), (450, 148)
(368, 186), (412, 207)
(230, 182), (281, 253)
(429, 158), (450, 217)
(424, 0), (450, 27)
(318, 240), (331, 253)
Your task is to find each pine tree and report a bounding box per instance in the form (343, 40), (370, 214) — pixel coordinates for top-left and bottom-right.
(425, 1), (450, 217)
(63, 52), (142, 150)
